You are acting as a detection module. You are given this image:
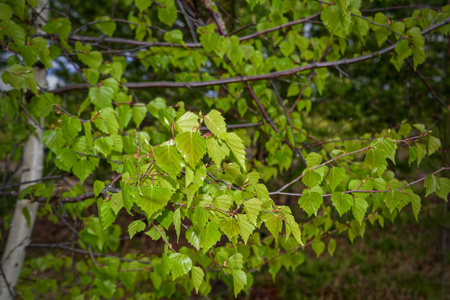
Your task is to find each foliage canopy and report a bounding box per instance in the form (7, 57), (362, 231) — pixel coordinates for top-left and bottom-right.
(0, 0), (449, 298)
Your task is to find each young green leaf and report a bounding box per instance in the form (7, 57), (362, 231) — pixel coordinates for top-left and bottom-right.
(326, 167), (345, 192)
(133, 186), (171, 218)
(174, 111), (199, 133)
(424, 175), (441, 197)
(199, 222), (222, 252)
(305, 152), (322, 167)
(219, 217), (240, 241)
(311, 238), (325, 257)
(331, 192), (353, 216)
(204, 109), (227, 140)
(191, 266), (204, 294)
(153, 143), (184, 179)
(232, 269), (247, 297)
(226, 132), (247, 172)
(168, 253), (192, 280)
(206, 136), (230, 166)
(265, 214), (283, 239)
(175, 132), (207, 168)
(352, 197), (368, 224)
(298, 191), (323, 216)
(302, 169), (321, 188)
(128, 220), (146, 239)
(243, 198), (262, 225)
(428, 136), (441, 156)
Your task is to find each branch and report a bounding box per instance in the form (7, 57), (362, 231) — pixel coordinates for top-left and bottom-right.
(50, 18), (450, 95)
(0, 173), (72, 191)
(271, 167), (450, 197)
(27, 243), (152, 265)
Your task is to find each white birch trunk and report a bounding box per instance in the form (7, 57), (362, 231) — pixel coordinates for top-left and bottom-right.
(0, 1), (48, 298)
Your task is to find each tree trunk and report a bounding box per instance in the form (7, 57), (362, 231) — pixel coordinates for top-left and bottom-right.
(0, 2), (47, 298)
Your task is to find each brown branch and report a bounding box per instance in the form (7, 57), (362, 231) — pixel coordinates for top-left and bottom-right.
(50, 18), (449, 95)
(272, 167), (450, 197)
(27, 243), (152, 265)
(360, 5), (440, 13)
(0, 173), (72, 190)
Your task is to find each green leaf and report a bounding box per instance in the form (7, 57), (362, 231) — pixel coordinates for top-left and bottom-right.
(153, 143), (184, 179)
(0, 4), (13, 22)
(348, 179), (373, 199)
(326, 167), (345, 192)
(302, 169), (321, 188)
(299, 191), (322, 216)
(94, 136), (113, 156)
(132, 105), (147, 127)
(193, 207), (208, 231)
(352, 197), (368, 224)
(118, 261), (139, 289)
(371, 138), (397, 163)
(284, 214), (303, 246)
(436, 178), (450, 201)
(204, 109), (227, 140)
(175, 132), (207, 168)
(213, 194), (232, 211)
(128, 220), (146, 239)
(219, 217), (240, 240)
(412, 47), (426, 70)
(364, 149), (387, 176)
(243, 198), (262, 225)
(331, 192), (353, 217)
(164, 29), (183, 43)
(135, 0), (151, 12)
(78, 51), (103, 70)
(55, 148), (78, 172)
(226, 132), (247, 172)
(41, 18), (71, 42)
(42, 129), (66, 151)
(191, 266), (204, 294)
(408, 27), (425, 48)
(200, 222), (221, 252)
(321, 5), (353, 38)
(409, 193), (421, 221)
(428, 136), (441, 156)
(311, 238), (325, 257)
(169, 253), (192, 280)
(174, 111), (199, 133)
(2, 64), (37, 95)
(425, 175), (440, 197)
(98, 199), (116, 230)
(328, 239), (337, 256)
(174, 208), (181, 242)
(133, 186), (171, 217)
(237, 214), (255, 245)
(7, 20), (26, 46)
(200, 32), (219, 53)
(89, 86), (114, 109)
(232, 270), (247, 297)
(73, 158), (96, 183)
(22, 207), (31, 227)
(305, 152), (322, 167)
(94, 180), (105, 197)
(62, 116), (82, 141)
(265, 214), (282, 239)
(385, 190), (402, 213)
(147, 97), (166, 117)
(95, 18), (116, 37)
(110, 192), (123, 215)
(158, 4), (177, 26)
(33, 93), (55, 118)
(206, 137), (230, 166)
